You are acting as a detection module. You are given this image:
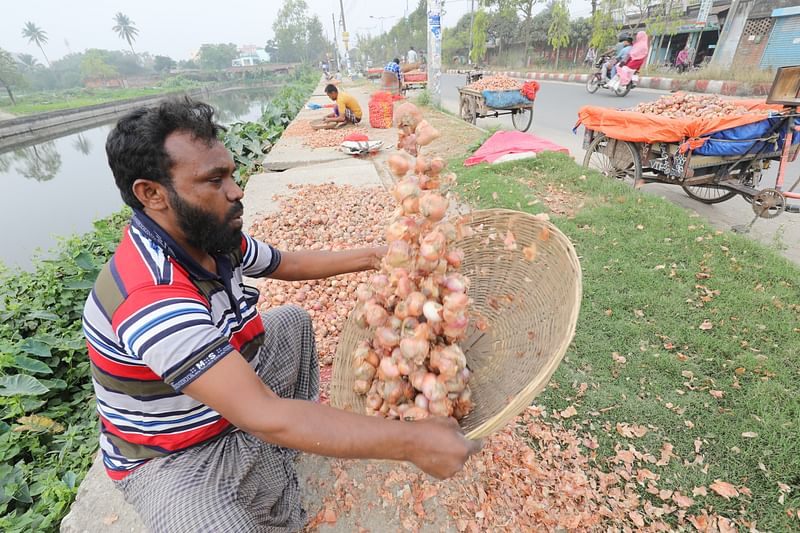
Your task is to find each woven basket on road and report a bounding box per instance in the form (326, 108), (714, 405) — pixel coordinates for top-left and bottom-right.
(331, 208), (582, 439)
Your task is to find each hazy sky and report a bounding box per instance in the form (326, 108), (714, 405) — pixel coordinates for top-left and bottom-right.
(2, 0), (593, 61)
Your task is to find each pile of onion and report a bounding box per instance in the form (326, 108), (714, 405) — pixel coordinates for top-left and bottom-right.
(352, 103), (474, 422)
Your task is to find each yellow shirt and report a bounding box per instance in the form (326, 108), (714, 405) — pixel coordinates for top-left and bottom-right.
(337, 92), (362, 119)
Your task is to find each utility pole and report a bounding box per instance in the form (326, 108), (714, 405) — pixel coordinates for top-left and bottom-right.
(339, 0), (351, 75)
(427, 0), (443, 106)
(331, 13), (340, 73)
(468, 0), (475, 65)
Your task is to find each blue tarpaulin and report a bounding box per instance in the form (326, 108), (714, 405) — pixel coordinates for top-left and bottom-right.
(482, 90), (533, 109)
(694, 116), (799, 157)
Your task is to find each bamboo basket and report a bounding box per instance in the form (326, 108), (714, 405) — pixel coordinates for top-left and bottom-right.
(331, 209), (582, 439)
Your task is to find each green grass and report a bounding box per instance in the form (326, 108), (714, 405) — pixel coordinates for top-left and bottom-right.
(0, 84), (201, 116)
(455, 152), (800, 531)
(449, 62), (776, 85)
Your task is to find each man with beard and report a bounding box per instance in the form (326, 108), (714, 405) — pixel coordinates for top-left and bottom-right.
(83, 97), (480, 532)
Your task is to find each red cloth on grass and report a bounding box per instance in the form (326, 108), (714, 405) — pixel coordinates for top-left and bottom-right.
(464, 131), (569, 166)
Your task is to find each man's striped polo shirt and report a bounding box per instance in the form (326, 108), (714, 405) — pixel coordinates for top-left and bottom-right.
(82, 209), (281, 479)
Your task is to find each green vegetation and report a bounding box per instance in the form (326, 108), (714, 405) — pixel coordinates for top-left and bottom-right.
(454, 152), (800, 531)
(111, 12), (139, 55)
(547, 0), (571, 70)
(267, 0), (330, 64)
(221, 68), (317, 186)
(0, 81), (201, 115)
(198, 43), (239, 71)
(0, 70), (316, 531)
(0, 210), (130, 532)
(21, 21), (51, 68)
(0, 48), (25, 105)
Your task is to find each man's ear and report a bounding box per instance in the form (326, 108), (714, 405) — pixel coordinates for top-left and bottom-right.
(132, 179), (170, 211)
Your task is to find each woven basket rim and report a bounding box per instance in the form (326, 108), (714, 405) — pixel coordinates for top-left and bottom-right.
(330, 208), (583, 439)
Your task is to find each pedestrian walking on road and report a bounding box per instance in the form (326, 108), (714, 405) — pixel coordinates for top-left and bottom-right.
(85, 97), (482, 532)
(584, 47), (597, 66)
(407, 46), (418, 65)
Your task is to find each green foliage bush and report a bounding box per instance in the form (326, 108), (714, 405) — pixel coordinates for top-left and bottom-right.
(221, 67), (317, 187)
(0, 210), (130, 532)
(0, 69), (319, 531)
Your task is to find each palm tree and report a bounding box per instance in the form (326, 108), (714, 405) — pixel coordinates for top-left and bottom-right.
(21, 22), (51, 67)
(17, 53), (41, 72)
(112, 13), (139, 55)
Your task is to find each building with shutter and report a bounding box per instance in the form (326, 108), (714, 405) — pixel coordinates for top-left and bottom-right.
(713, 0), (800, 69)
(760, 6), (800, 68)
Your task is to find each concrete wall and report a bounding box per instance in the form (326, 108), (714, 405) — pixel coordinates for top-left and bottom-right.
(750, 0), (797, 18)
(0, 81), (277, 153)
(0, 89), (207, 153)
(734, 17), (775, 68)
(711, 0), (756, 68)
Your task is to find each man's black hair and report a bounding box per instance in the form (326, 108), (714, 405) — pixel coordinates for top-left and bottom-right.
(105, 96), (224, 210)
(392, 58), (400, 64)
(410, 46), (415, 51)
(324, 84), (338, 94)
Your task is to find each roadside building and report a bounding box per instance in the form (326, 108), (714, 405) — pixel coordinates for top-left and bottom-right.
(712, 0), (800, 69)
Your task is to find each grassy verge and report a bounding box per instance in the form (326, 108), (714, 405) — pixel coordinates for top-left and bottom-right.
(448, 63), (776, 85)
(454, 152), (799, 531)
(0, 80), (205, 116)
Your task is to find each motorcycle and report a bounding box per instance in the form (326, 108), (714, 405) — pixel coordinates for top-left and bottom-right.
(585, 53), (638, 97)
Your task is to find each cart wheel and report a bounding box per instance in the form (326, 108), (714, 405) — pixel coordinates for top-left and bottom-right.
(586, 74), (600, 94)
(681, 185), (738, 204)
(460, 97), (476, 125)
(511, 107), (534, 132)
(582, 134), (641, 186)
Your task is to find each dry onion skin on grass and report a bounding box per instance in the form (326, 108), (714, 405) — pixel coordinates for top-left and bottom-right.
(249, 184), (394, 372)
(465, 74), (522, 92)
(630, 93), (762, 120)
(352, 102), (474, 422)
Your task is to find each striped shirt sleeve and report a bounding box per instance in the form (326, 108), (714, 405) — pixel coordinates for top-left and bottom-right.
(113, 284), (234, 391)
(241, 234), (282, 278)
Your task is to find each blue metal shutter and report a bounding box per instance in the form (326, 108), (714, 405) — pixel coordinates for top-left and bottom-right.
(760, 15), (800, 69)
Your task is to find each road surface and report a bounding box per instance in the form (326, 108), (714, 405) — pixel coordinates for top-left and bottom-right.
(438, 74), (800, 265)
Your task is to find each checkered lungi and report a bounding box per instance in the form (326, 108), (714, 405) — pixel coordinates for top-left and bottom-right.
(334, 106), (361, 124)
(114, 305), (320, 533)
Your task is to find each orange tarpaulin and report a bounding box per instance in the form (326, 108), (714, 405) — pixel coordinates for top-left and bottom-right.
(575, 98), (786, 150)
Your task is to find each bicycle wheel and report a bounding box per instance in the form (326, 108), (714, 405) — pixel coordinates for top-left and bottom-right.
(586, 74), (600, 94)
(681, 185), (738, 204)
(583, 133), (642, 186)
(511, 106), (534, 132)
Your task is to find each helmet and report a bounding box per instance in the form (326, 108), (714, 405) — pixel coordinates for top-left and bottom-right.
(618, 32), (632, 42)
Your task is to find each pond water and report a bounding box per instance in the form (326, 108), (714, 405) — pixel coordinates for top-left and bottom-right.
(0, 89), (273, 270)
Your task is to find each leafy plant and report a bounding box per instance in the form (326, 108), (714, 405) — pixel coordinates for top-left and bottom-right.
(0, 210), (130, 532)
(220, 68), (317, 187)
(0, 71), (320, 531)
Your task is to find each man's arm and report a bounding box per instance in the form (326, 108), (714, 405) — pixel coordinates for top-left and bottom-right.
(268, 246), (387, 281)
(182, 351), (481, 479)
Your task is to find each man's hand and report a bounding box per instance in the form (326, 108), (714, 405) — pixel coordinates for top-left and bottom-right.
(183, 352), (481, 479)
(369, 245), (388, 270)
(405, 417), (483, 479)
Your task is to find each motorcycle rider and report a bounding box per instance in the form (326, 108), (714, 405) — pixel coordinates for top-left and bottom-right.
(601, 35), (632, 84)
(614, 31), (649, 90)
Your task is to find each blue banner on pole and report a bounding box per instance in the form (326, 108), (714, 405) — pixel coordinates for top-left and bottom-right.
(428, 13), (441, 38)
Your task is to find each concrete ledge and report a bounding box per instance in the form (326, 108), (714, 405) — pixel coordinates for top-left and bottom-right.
(446, 68), (770, 97)
(0, 82), (277, 153)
